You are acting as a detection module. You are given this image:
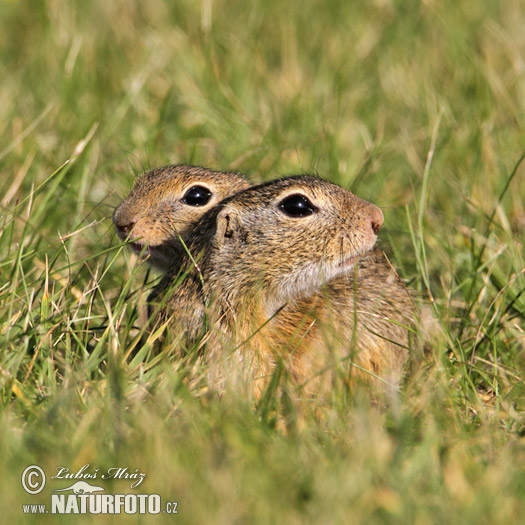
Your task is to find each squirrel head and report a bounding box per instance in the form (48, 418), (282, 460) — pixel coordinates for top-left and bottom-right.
(195, 175), (384, 313)
(112, 164), (252, 271)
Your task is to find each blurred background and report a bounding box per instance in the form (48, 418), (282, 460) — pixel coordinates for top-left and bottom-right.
(2, 0), (523, 264)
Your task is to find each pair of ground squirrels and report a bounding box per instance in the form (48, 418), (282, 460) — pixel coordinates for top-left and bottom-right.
(114, 164), (416, 397)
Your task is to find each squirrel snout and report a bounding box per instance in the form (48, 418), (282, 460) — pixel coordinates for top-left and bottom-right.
(116, 221), (135, 237)
(366, 204), (384, 235)
(112, 208), (136, 237)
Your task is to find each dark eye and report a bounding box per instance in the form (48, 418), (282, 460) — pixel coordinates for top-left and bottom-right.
(279, 194), (317, 217)
(182, 185), (212, 206)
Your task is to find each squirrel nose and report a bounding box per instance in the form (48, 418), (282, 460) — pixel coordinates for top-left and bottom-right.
(367, 204), (384, 235)
(112, 207), (136, 237)
(117, 222), (135, 237)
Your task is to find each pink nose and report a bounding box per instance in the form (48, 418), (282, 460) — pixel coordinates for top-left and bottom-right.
(367, 204), (384, 235)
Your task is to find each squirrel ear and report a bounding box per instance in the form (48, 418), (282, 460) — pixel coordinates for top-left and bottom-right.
(215, 207), (241, 248)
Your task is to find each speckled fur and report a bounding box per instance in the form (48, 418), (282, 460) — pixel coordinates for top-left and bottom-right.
(150, 175), (416, 397)
(113, 164), (251, 271)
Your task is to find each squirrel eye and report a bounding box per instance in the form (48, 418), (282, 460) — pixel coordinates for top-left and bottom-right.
(182, 185), (212, 206)
(279, 194), (317, 217)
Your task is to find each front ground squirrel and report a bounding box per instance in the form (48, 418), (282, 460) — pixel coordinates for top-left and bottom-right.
(149, 175), (416, 397)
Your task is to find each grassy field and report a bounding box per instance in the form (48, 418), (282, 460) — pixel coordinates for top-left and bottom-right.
(1, 0), (524, 522)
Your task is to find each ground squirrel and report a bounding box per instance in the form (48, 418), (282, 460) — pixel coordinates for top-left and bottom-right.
(150, 175), (416, 396)
(112, 164), (251, 271)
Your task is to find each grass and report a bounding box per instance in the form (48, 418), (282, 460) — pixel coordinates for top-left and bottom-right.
(1, 0), (524, 522)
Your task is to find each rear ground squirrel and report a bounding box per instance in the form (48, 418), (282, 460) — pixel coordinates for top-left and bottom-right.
(113, 164), (251, 271)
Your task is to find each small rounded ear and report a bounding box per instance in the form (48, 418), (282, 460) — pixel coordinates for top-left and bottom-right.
(215, 207), (242, 249)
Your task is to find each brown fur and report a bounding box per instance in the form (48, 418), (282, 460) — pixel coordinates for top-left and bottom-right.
(112, 164), (251, 271)
(150, 175), (416, 397)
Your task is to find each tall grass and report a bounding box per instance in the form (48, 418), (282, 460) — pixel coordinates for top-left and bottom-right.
(0, 0), (523, 522)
